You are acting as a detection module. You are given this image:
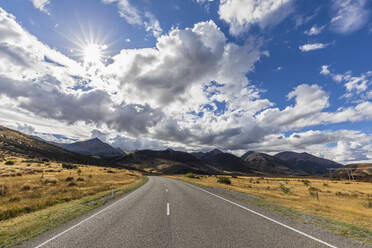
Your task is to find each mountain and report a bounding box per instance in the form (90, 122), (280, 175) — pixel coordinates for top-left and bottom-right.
(241, 152), (294, 174)
(241, 151), (255, 160)
(118, 149), (218, 174)
(190, 151), (205, 159)
(0, 125), (101, 165)
(275, 151), (342, 174)
(53, 138), (124, 157)
(200, 149), (254, 173)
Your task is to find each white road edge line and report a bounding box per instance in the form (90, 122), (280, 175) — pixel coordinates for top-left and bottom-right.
(186, 183), (337, 248)
(167, 202), (170, 216)
(33, 181), (148, 248)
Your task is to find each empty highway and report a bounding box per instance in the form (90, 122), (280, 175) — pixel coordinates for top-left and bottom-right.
(20, 176), (369, 248)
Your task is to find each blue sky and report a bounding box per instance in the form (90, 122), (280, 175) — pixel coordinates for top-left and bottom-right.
(0, 0), (371, 163)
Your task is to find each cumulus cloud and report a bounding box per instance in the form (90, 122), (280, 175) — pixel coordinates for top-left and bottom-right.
(1, 7), (372, 162)
(218, 0), (293, 35)
(299, 43), (329, 52)
(330, 0), (369, 34)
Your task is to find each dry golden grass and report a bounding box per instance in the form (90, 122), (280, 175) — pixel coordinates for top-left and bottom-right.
(0, 157), (143, 221)
(171, 175), (372, 232)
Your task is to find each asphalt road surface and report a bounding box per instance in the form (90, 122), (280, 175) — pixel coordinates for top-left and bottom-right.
(21, 176), (369, 248)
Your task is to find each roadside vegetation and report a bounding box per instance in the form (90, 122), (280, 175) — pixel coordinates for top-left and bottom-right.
(172, 174), (372, 240)
(0, 157), (146, 246)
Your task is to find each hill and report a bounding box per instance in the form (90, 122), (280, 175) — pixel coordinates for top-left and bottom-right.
(118, 149), (219, 174)
(275, 151), (341, 174)
(0, 126), (101, 165)
(200, 149), (254, 173)
(53, 138), (124, 157)
(241, 152), (294, 175)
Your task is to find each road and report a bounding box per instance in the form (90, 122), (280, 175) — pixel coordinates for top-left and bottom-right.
(21, 176), (368, 248)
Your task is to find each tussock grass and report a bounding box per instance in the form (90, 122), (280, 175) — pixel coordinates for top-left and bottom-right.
(171, 175), (372, 233)
(0, 157), (143, 222)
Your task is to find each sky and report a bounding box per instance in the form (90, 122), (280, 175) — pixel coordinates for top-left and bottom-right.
(0, 0), (372, 163)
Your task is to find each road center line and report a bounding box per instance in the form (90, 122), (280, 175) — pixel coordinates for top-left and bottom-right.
(186, 182), (337, 248)
(166, 202), (170, 216)
(165, 188), (168, 193)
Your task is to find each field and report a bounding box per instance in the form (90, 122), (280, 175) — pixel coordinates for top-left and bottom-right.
(0, 156), (145, 246)
(171, 174), (372, 239)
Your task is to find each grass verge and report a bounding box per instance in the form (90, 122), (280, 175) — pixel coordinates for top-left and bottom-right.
(0, 176), (148, 248)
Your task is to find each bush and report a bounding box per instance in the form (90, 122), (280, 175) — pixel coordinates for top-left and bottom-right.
(323, 183), (329, 187)
(65, 177), (74, 182)
(280, 184), (291, 194)
(308, 187), (321, 192)
(68, 182), (77, 187)
(62, 163), (77, 169)
(5, 161), (15, 165)
(43, 179), (57, 185)
(302, 179), (310, 186)
(217, 176), (231, 185)
(20, 185), (31, 191)
(77, 177), (84, 182)
(185, 173), (199, 179)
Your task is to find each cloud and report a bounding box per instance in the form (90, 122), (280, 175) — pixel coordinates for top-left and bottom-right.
(102, 0), (162, 37)
(330, 0), (369, 34)
(304, 25), (325, 35)
(320, 66), (372, 100)
(144, 12), (163, 38)
(30, 0), (50, 14)
(218, 0), (293, 35)
(299, 43), (329, 52)
(1, 7), (372, 162)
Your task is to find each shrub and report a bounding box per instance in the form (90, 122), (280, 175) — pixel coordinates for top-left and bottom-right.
(5, 161), (15, 165)
(43, 178), (57, 185)
(62, 163), (77, 169)
(68, 182), (77, 187)
(217, 176), (231, 185)
(65, 177), (74, 182)
(308, 187), (322, 192)
(107, 170), (115, 173)
(20, 185), (31, 191)
(302, 179), (310, 186)
(280, 184), (291, 194)
(323, 183), (329, 187)
(77, 168), (82, 175)
(185, 173), (199, 179)
(366, 199), (372, 209)
(9, 197), (20, 202)
(77, 177), (84, 182)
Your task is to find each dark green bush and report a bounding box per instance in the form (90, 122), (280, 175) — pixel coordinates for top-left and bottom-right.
(217, 176), (231, 185)
(5, 161), (15, 165)
(280, 184), (291, 194)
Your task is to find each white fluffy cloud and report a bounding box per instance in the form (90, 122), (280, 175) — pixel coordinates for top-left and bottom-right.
(218, 0), (293, 35)
(1, 7), (372, 163)
(299, 43), (329, 52)
(330, 0), (369, 34)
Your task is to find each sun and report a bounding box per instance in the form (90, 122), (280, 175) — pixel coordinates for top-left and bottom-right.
(83, 44), (103, 63)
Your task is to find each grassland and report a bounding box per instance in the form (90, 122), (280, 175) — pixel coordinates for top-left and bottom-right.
(171, 174), (372, 242)
(0, 157), (146, 247)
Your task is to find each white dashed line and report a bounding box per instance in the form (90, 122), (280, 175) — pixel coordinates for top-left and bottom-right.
(166, 202), (170, 216)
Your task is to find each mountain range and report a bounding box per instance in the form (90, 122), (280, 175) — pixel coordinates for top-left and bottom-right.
(0, 125), (352, 176)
